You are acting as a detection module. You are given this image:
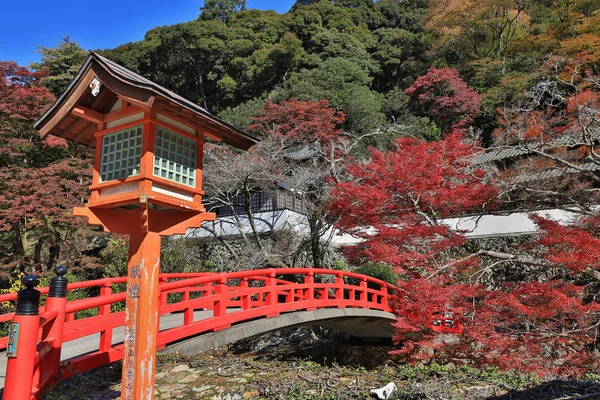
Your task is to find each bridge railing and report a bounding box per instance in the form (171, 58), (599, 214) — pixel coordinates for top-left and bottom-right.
(154, 268), (397, 347)
(1, 268), (398, 399)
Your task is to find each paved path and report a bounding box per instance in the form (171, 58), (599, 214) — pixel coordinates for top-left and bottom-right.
(0, 310), (214, 389)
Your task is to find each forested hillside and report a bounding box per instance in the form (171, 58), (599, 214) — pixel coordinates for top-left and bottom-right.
(3, 0), (600, 377)
(97, 0), (599, 142)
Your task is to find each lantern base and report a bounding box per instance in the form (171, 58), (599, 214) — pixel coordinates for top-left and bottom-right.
(88, 177), (205, 212)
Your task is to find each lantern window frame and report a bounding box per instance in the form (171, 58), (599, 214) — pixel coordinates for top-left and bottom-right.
(99, 125), (143, 183)
(153, 125), (197, 188)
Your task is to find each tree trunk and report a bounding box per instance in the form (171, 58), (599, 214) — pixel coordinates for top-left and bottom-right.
(198, 68), (209, 112)
(12, 222), (25, 257)
(308, 216), (322, 269)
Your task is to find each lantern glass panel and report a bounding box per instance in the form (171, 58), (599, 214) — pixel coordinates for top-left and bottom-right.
(100, 126), (142, 182)
(154, 126), (197, 187)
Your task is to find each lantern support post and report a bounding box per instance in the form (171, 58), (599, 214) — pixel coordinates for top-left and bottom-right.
(122, 218), (161, 399)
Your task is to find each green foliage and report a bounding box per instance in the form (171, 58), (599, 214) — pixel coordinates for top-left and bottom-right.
(199, 0), (246, 23)
(330, 259), (350, 271)
(279, 57), (385, 133)
(101, 239), (129, 278)
(218, 97), (267, 129)
(355, 262), (398, 285)
(374, 0), (429, 32)
(31, 36), (88, 97)
(161, 238), (215, 274)
(99, 239), (128, 312)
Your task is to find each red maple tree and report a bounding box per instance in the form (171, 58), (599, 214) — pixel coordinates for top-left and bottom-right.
(405, 67), (481, 133)
(332, 132), (600, 375)
(0, 61), (92, 274)
(249, 98), (345, 145)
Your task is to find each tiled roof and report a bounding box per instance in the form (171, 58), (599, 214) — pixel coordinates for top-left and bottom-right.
(513, 161), (600, 183)
(474, 131), (600, 164)
(473, 147), (530, 164)
(283, 141), (321, 161)
(92, 53), (258, 145)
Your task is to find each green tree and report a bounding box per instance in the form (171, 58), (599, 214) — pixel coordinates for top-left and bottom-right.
(374, 0), (430, 32)
(280, 58), (385, 134)
(308, 29), (377, 74)
(199, 0), (246, 24)
(371, 28), (428, 91)
(31, 36), (88, 97)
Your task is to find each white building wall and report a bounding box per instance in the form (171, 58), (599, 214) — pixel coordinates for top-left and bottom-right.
(187, 209), (578, 245)
(442, 209), (577, 239)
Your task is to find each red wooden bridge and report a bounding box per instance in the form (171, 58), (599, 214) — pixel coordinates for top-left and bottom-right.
(0, 268), (406, 399)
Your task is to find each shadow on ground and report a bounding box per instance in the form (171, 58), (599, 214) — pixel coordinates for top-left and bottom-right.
(487, 379), (600, 400)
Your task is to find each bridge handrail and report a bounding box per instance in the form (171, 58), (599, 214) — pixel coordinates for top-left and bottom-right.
(158, 268), (398, 293)
(0, 274), (219, 323)
(0, 277), (128, 304)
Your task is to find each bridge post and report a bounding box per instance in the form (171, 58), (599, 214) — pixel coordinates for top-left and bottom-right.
(213, 277), (230, 331)
(304, 270), (316, 311)
(359, 277), (367, 306)
(98, 280), (113, 352)
(240, 278), (251, 310)
(4, 275), (41, 400)
(266, 270), (279, 318)
(381, 285), (389, 311)
(335, 272), (346, 308)
(157, 276), (168, 333)
(183, 290), (193, 326)
(42, 266), (68, 385)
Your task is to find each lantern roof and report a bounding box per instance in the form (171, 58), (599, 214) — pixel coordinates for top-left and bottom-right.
(34, 52), (258, 150)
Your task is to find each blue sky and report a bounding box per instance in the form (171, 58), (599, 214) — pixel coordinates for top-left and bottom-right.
(1, 1), (295, 67)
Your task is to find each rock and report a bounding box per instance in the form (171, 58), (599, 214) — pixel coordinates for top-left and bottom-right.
(192, 385), (214, 393)
(170, 364), (189, 373)
(233, 327), (320, 353)
(179, 373), (200, 383)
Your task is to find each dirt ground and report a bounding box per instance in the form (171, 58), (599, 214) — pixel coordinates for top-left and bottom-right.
(38, 345), (600, 400)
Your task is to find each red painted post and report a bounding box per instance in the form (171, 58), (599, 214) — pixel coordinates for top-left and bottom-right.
(266, 270), (279, 318)
(214, 277), (227, 318)
(359, 277), (367, 306)
(285, 283), (293, 304)
(213, 277), (230, 331)
(241, 278), (251, 310)
(381, 285), (389, 311)
(4, 275), (41, 400)
(183, 290), (193, 325)
(42, 266), (69, 385)
(335, 272), (345, 308)
(98, 280), (113, 352)
(157, 276), (168, 336)
(121, 230), (161, 400)
(304, 270), (316, 311)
